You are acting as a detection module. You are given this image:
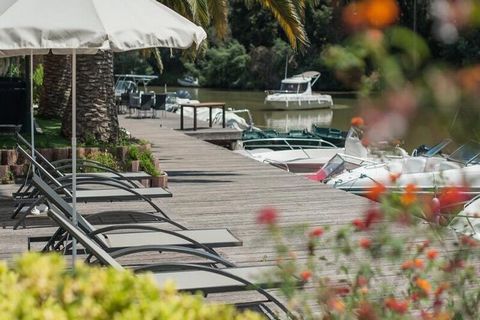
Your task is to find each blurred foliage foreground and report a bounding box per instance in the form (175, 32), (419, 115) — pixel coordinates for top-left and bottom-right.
(0, 253), (261, 320)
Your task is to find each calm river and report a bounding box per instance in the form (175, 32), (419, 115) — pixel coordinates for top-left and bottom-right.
(152, 86), (451, 151)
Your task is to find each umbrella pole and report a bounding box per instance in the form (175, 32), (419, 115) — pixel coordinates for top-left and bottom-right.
(71, 50), (77, 267)
(30, 53), (34, 161)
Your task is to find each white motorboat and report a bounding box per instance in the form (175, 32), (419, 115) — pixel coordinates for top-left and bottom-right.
(264, 71), (333, 110)
(449, 196), (480, 240)
(114, 74), (158, 98)
(177, 75), (200, 87)
(234, 145), (342, 173)
(325, 141), (480, 196)
(235, 127), (408, 174)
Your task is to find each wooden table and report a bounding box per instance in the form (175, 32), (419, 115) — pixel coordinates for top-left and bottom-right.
(180, 102), (226, 131)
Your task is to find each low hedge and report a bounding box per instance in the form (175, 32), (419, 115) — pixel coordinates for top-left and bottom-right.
(0, 253), (262, 320)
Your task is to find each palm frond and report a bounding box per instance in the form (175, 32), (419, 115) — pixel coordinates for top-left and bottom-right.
(207, 0), (229, 39)
(255, 0), (309, 49)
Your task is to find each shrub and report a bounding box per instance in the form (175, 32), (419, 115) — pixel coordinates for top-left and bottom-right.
(139, 149), (160, 177)
(0, 253), (261, 319)
(85, 151), (120, 172)
(127, 146), (140, 161)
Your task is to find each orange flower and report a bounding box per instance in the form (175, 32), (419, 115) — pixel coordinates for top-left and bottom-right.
(364, 0), (399, 29)
(342, 2), (367, 29)
(401, 258), (424, 270)
(421, 311), (452, 320)
(400, 183), (417, 206)
(385, 297), (409, 314)
(435, 282), (450, 297)
(328, 298), (346, 313)
(413, 258), (424, 269)
(300, 270), (312, 282)
(351, 116), (365, 127)
(426, 249), (439, 260)
(368, 183), (386, 201)
(416, 278), (431, 295)
(256, 207), (278, 225)
(359, 237), (372, 249)
(309, 227), (324, 238)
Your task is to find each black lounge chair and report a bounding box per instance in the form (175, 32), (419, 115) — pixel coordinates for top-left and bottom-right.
(29, 174), (242, 256)
(13, 146), (172, 228)
(14, 134), (151, 197)
(46, 206), (292, 318)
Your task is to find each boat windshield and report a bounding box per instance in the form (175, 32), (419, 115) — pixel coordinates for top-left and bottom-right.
(279, 82), (308, 93)
(422, 139), (453, 158)
(319, 154), (365, 181)
(447, 141), (480, 164)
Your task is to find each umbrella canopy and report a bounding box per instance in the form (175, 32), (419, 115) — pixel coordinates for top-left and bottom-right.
(0, 0), (206, 57)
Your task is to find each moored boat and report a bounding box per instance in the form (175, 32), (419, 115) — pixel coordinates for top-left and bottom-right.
(177, 75), (200, 87)
(264, 71), (333, 110)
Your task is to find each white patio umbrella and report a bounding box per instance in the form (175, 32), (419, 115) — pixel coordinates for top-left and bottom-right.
(0, 0), (206, 264)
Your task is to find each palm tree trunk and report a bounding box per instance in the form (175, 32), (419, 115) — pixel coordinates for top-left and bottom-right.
(38, 53), (71, 119)
(61, 51), (119, 143)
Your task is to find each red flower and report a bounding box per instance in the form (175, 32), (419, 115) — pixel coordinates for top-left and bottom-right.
(309, 227), (324, 238)
(357, 301), (378, 320)
(438, 186), (470, 211)
(426, 249), (439, 260)
(300, 270), (312, 282)
(334, 285), (350, 296)
(351, 116), (365, 127)
(385, 297), (409, 314)
(461, 235), (478, 247)
(352, 218), (366, 231)
(364, 208), (383, 228)
(389, 172), (401, 183)
(367, 183), (386, 201)
(356, 276), (369, 287)
(359, 238), (372, 249)
(256, 207), (278, 225)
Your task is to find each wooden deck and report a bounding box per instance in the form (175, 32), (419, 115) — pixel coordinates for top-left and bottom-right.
(0, 112), (372, 308)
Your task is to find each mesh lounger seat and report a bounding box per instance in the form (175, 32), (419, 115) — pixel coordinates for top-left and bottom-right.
(46, 207), (292, 318)
(30, 174), (241, 255)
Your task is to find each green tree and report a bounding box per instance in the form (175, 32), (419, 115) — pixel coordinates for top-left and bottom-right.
(37, 0), (310, 142)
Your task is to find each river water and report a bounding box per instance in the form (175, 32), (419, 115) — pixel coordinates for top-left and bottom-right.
(152, 86), (451, 151)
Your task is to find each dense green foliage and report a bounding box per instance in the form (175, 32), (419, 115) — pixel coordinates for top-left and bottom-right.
(0, 253), (261, 319)
(113, 0), (480, 91)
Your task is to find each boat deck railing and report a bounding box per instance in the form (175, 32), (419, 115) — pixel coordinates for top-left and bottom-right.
(242, 137), (337, 151)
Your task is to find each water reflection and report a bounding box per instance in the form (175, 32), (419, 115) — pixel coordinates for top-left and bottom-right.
(254, 109), (333, 131)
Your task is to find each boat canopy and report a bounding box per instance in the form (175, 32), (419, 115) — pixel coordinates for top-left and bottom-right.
(115, 74), (158, 83)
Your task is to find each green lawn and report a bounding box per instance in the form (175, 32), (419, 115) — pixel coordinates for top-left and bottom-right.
(0, 118), (70, 149)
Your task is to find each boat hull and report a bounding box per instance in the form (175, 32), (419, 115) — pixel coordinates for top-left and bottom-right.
(177, 79), (199, 87)
(264, 99), (332, 110)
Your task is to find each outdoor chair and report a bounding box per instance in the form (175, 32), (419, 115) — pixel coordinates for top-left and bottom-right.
(14, 134), (151, 197)
(29, 174), (242, 257)
(152, 93), (167, 119)
(139, 92), (154, 118)
(46, 206), (292, 319)
(12, 146), (172, 228)
(128, 92), (141, 117)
